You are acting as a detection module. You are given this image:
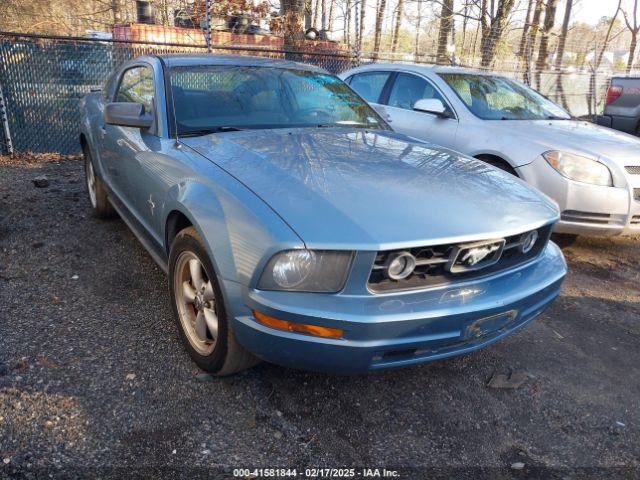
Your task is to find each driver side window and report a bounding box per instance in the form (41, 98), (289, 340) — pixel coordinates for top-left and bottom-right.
(116, 66), (155, 114)
(388, 73), (451, 114)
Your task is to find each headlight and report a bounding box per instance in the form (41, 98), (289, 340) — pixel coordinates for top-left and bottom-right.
(543, 150), (612, 186)
(258, 250), (353, 292)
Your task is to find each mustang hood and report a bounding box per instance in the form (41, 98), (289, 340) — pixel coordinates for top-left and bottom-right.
(182, 128), (558, 249)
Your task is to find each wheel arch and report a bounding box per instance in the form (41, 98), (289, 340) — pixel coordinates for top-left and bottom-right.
(473, 153), (519, 177)
(162, 177), (304, 290)
(165, 209), (194, 256)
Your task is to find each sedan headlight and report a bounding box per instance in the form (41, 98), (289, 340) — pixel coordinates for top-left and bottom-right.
(258, 250), (354, 292)
(543, 150), (612, 186)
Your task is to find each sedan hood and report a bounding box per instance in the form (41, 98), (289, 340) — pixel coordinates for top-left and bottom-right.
(182, 128), (558, 249)
(500, 120), (640, 165)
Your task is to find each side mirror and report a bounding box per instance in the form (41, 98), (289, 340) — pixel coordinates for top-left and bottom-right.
(104, 102), (153, 128)
(413, 98), (449, 117)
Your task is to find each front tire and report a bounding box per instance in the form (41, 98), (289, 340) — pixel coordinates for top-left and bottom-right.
(168, 227), (259, 375)
(83, 143), (115, 218)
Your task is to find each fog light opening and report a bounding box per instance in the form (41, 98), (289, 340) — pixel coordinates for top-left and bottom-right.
(253, 311), (343, 339)
(520, 230), (539, 254)
(385, 251), (416, 280)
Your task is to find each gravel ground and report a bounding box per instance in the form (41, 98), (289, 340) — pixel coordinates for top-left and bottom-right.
(1, 155), (639, 479)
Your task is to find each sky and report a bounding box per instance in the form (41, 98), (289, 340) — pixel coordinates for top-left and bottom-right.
(339, 0), (632, 41)
(571, 0), (623, 25)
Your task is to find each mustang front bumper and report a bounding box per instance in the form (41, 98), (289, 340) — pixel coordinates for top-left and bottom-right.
(517, 157), (640, 236)
(226, 242), (567, 373)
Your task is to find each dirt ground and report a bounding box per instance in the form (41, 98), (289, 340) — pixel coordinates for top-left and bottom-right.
(1, 155), (639, 479)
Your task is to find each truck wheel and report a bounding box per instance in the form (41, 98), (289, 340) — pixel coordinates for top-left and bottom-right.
(551, 233), (578, 248)
(169, 227), (260, 375)
(83, 144), (115, 218)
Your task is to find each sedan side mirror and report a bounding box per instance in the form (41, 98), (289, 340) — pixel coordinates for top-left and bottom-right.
(413, 98), (449, 117)
(104, 102), (153, 128)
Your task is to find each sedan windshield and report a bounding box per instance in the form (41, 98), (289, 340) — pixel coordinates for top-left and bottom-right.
(438, 73), (571, 121)
(169, 65), (385, 135)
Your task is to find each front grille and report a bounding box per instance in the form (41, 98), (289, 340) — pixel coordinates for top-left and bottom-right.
(368, 225), (552, 293)
(561, 210), (612, 225)
(631, 215), (640, 225)
(625, 166), (640, 175)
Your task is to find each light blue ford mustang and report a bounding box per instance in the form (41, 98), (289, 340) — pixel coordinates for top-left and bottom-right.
(80, 54), (567, 375)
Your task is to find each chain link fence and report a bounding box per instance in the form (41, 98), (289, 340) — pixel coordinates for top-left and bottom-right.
(0, 33), (356, 154)
(0, 31), (616, 155)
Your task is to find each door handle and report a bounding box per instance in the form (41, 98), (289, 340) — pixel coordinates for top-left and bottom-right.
(99, 125), (107, 137)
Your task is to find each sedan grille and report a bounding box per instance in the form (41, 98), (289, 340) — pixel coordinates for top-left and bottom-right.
(561, 210), (612, 225)
(625, 166), (640, 175)
(368, 225), (552, 293)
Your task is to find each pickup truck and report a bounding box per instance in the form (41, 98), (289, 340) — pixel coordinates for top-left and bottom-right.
(597, 76), (640, 135)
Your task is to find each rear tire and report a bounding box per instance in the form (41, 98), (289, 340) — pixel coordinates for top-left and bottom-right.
(83, 143), (115, 218)
(168, 227), (259, 375)
(551, 233), (578, 248)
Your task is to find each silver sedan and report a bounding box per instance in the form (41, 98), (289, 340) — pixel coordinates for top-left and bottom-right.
(340, 64), (640, 240)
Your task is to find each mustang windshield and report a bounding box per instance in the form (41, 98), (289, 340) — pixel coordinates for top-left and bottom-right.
(438, 73), (571, 121)
(169, 65), (385, 134)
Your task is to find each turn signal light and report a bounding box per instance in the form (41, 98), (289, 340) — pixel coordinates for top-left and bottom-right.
(253, 311), (343, 339)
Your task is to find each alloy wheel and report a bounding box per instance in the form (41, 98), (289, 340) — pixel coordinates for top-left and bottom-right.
(85, 156), (97, 208)
(173, 251), (219, 355)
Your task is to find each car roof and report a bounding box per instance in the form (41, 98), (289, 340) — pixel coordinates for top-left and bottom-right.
(347, 63), (493, 76)
(138, 53), (327, 73)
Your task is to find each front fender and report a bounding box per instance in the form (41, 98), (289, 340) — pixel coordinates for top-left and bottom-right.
(79, 92), (107, 177)
(461, 125), (543, 168)
(162, 178), (303, 288)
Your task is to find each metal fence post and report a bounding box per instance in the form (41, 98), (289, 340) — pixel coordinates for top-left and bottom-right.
(205, 0), (212, 53)
(0, 80), (13, 156)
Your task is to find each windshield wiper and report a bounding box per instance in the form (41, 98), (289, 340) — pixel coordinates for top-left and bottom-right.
(546, 115), (569, 120)
(179, 126), (243, 137)
(315, 122), (372, 129)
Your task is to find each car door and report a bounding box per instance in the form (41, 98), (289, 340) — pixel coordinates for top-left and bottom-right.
(101, 64), (159, 233)
(382, 72), (458, 148)
(345, 71), (392, 117)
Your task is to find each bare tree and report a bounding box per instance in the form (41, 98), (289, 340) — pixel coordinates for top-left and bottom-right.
(523, 0), (544, 84)
(414, 0), (423, 61)
(480, 0), (516, 68)
(304, 0), (312, 29)
(623, 0), (640, 74)
(313, 0), (320, 27)
(328, 0), (334, 31)
(372, 0), (387, 60)
(390, 0), (404, 53)
(587, 0), (622, 116)
(436, 0), (454, 63)
(280, 0), (306, 45)
(358, 0), (367, 53)
(555, 0), (574, 110)
(517, 0), (534, 58)
(534, 0), (558, 90)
